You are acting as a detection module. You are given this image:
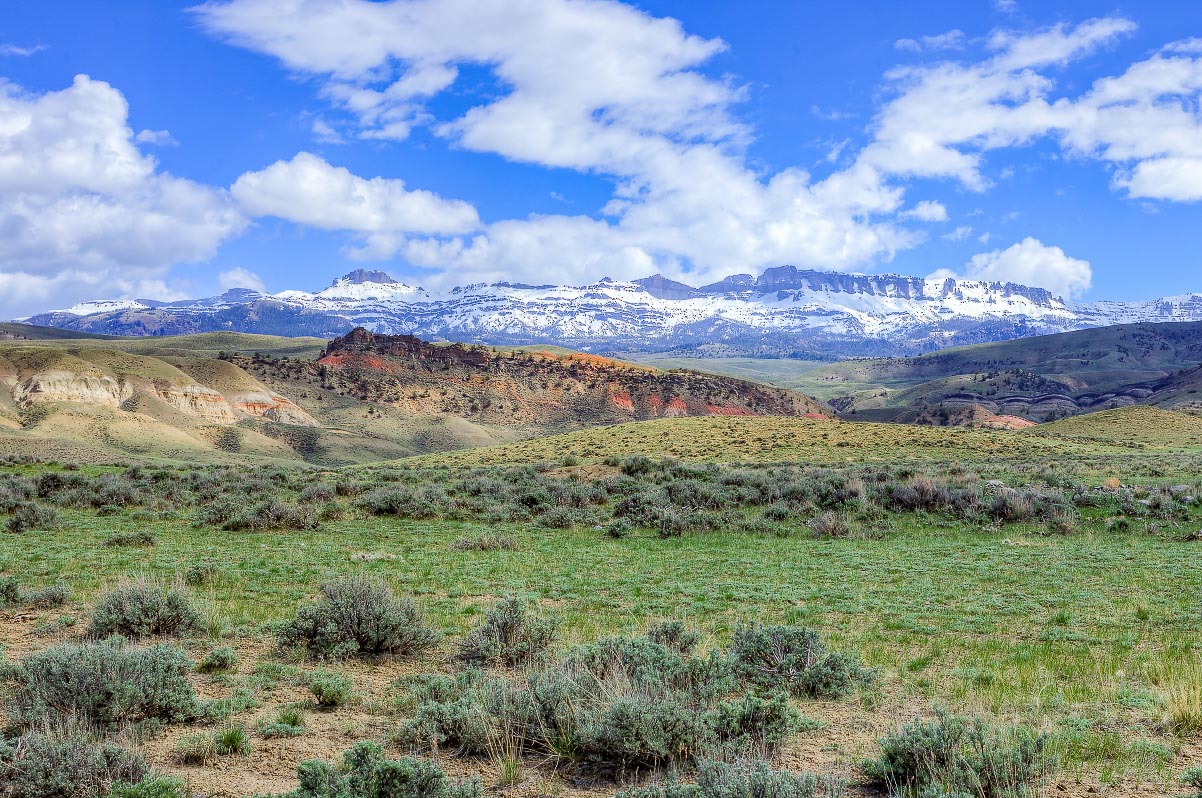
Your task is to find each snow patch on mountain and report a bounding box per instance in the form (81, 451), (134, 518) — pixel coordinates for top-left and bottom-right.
(27, 266), (1202, 357)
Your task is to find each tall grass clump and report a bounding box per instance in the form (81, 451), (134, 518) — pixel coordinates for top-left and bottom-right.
(278, 575), (438, 660)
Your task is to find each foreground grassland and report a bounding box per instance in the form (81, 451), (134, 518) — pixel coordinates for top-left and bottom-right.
(4, 408), (1202, 797)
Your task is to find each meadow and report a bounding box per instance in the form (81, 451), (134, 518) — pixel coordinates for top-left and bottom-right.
(3, 409), (1202, 797)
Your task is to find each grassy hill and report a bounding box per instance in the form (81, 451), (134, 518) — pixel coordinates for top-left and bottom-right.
(1024, 405), (1202, 450)
(791, 320), (1202, 422)
(403, 414), (1069, 467)
(0, 321), (119, 340)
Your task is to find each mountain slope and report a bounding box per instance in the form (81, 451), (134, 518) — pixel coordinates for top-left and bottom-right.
(793, 320), (1202, 423)
(24, 266), (1202, 358)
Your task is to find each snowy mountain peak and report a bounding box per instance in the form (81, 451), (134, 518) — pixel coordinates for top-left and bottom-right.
(23, 265), (1202, 358)
(333, 268), (399, 287)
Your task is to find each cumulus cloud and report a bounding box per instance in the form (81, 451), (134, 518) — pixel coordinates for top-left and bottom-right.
(901, 200), (948, 221)
(195, 2), (1202, 291)
(218, 267), (267, 292)
(197, 0), (923, 286)
(935, 237), (1092, 298)
(231, 152), (481, 259)
(2, 4), (1182, 311)
(0, 75), (245, 319)
(860, 17), (1202, 202)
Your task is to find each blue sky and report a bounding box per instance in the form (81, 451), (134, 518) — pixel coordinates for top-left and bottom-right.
(1, 0), (1200, 317)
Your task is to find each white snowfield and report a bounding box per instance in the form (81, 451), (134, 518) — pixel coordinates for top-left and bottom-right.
(44, 267), (1202, 352)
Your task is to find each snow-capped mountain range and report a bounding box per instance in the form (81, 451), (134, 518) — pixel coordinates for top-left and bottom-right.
(25, 267), (1202, 358)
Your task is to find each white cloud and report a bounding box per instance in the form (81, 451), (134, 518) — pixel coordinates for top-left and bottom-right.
(311, 117), (343, 144)
(1164, 38), (1202, 55)
(135, 129), (178, 146)
(810, 105), (853, 121)
(895, 30), (967, 53)
(218, 267), (267, 292)
(943, 237), (1092, 298)
(0, 75), (245, 319)
(0, 43), (46, 57)
(994, 0), (1018, 13)
(860, 16), (1202, 201)
(1120, 157), (1202, 202)
(902, 200), (948, 221)
(197, 0), (924, 286)
(943, 225), (973, 241)
(190, 4), (1202, 293)
(231, 152), (481, 260)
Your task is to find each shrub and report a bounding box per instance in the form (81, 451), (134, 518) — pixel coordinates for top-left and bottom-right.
(399, 633), (801, 777)
(4, 640), (199, 730)
(286, 741), (482, 798)
(457, 595), (558, 668)
(808, 511), (855, 539)
(703, 692), (802, 759)
(0, 574), (21, 606)
(1182, 765), (1202, 798)
(87, 579), (202, 640)
(621, 456), (657, 476)
(863, 710), (1050, 798)
(103, 531), (155, 548)
(449, 534), (519, 552)
(647, 620), (702, 655)
(618, 760), (827, 798)
(359, 487), (444, 519)
(26, 583), (70, 609)
(196, 645), (238, 675)
(0, 730), (149, 798)
(5, 502), (61, 533)
(108, 775), (189, 798)
(220, 499), (317, 531)
(182, 558), (220, 586)
(300, 482), (336, 502)
(278, 576), (438, 660)
(309, 670), (353, 707)
(729, 624), (873, 699)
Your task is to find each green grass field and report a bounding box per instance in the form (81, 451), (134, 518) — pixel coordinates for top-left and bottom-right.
(2, 419), (1202, 796)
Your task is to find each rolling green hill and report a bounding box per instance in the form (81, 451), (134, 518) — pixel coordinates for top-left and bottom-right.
(791, 320), (1202, 422)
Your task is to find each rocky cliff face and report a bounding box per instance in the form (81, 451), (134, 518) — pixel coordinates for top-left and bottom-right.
(24, 266), (1202, 358)
(248, 328), (832, 427)
(0, 349), (317, 427)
